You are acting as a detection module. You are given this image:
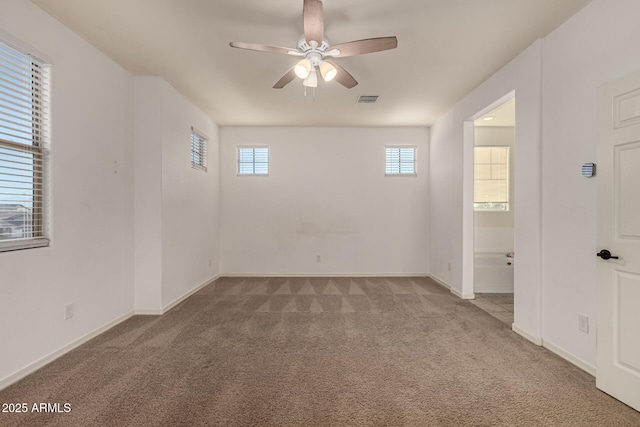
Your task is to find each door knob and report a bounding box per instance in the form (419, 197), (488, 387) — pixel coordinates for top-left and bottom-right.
(597, 249), (619, 260)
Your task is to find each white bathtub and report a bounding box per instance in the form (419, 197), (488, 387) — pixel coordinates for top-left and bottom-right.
(474, 252), (514, 293)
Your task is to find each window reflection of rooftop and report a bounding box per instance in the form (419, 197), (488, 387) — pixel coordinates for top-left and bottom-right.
(0, 203), (33, 240)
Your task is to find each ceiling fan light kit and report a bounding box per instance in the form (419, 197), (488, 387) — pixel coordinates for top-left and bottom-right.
(294, 58), (312, 79)
(319, 61), (337, 82)
(303, 68), (318, 88)
(229, 0), (398, 92)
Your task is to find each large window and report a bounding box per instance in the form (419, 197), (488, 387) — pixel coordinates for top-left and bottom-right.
(474, 146), (509, 211)
(237, 146), (269, 176)
(385, 146), (416, 176)
(0, 39), (49, 251)
(190, 127), (207, 172)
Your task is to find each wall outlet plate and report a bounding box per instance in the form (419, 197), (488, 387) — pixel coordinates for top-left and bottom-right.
(65, 303), (74, 320)
(578, 314), (589, 333)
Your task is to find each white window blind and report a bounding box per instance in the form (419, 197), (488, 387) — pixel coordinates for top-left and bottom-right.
(238, 147), (268, 175)
(190, 127), (207, 171)
(0, 39), (49, 251)
(385, 146), (416, 176)
(474, 146), (509, 211)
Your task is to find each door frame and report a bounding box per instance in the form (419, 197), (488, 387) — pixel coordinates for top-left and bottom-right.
(462, 90), (545, 344)
(462, 91), (516, 300)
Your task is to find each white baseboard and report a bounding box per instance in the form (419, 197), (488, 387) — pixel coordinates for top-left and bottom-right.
(1, 275), (221, 391)
(161, 274), (220, 313)
(428, 275), (475, 299)
(0, 311), (134, 392)
(512, 324), (543, 346)
(220, 273), (430, 278)
(542, 339), (596, 377)
(134, 308), (164, 316)
(428, 274), (451, 290)
(134, 274), (220, 316)
(450, 287), (475, 300)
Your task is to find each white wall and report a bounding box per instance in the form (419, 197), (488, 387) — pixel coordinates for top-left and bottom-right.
(160, 81), (220, 308)
(134, 78), (163, 311)
(430, 41), (543, 328)
(220, 127), (430, 276)
(540, 0), (640, 368)
(429, 111), (455, 286)
(0, 4), (221, 386)
(431, 0), (640, 369)
(0, 0), (134, 385)
(134, 77), (220, 312)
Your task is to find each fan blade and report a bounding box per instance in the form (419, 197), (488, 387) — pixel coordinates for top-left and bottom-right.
(273, 68), (297, 89)
(326, 60), (358, 89)
(303, 0), (324, 46)
(330, 37), (398, 58)
(230, 41), (300, 56)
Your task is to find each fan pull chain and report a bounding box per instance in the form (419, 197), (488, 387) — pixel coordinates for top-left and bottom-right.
(302, 86), (316, 100)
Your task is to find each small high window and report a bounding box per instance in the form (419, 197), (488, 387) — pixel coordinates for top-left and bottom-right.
(190, 127), (208, 171)
(238, 147), (269, 176)
(385, 146), (416, 176)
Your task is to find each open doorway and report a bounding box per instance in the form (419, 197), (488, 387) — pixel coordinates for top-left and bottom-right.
(468, 98), (516, 324)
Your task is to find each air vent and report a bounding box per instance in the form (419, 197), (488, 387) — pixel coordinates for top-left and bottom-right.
(357, 95), (379, 104)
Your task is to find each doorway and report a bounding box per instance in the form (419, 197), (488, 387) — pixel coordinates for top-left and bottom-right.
(468, 98), (516, 324)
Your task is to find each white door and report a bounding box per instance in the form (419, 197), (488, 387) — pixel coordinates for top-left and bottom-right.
(596, 68), (640, 411)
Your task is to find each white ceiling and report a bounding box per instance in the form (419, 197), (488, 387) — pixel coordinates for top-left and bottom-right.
(475, 98), (515, 127)
(31, 0), (590, 127)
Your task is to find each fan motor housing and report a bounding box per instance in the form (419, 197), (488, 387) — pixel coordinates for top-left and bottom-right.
(297, 35), (331, 54)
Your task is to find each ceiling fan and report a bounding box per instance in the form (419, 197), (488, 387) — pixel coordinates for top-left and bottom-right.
(229, 0), (398, 90)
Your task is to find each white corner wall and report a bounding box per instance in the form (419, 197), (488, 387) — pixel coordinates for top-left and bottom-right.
(0, 0), (134, 385)
(430, 40), (543, 325)
(134, 78), (163, 311)
(133, 77), (220, 313)
(220, 127), (430, 276)
(431, 0), (640, 370)
(540, 0), (640, 368)
(160, 81), (220, 308)
(429, 111), (455, 287)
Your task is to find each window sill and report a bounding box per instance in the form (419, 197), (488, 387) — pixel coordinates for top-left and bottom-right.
(0, 238), (50, 253)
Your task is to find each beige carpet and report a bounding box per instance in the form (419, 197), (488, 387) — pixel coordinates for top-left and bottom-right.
(1, 277), (639, 426)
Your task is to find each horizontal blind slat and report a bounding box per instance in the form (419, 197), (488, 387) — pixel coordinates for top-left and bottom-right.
(190, 128), (207, 170)
(0, 39), (48, 246)
(238, 147), (269, 175)
(385, 146), (415, 175)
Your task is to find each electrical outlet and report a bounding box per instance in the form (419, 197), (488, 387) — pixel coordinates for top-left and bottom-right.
(448, 263), (452, 272)
(316, 255), (321, 263)
(578, 314), (589, 333)
(65, 303), (74, 320)
(208, 258), (212, 267)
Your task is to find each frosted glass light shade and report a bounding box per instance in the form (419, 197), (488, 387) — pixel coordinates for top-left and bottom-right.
(294, 59), (311, 79)
(319, 61), (337, 82)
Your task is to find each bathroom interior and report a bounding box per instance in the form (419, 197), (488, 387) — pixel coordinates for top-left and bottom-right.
(469, 99), (515, 324)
